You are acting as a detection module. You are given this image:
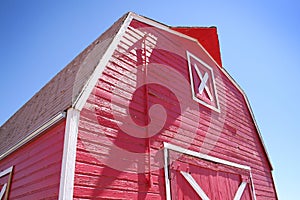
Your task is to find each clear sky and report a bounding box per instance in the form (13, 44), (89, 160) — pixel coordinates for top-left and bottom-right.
(1, 1), (299, 199)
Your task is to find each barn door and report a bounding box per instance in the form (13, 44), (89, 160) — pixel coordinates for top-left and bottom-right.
(164, 143), (256, 200)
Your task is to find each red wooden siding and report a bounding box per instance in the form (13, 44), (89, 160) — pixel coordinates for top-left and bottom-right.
(74, 18), (276, 199)
(0, 120), (65, 199)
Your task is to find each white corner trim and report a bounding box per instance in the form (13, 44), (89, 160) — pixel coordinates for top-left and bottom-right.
(0, 112), (66, 161)
(58, 108), (80, 200)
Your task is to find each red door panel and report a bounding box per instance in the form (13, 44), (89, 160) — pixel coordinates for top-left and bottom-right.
(169, 153), (253, 200)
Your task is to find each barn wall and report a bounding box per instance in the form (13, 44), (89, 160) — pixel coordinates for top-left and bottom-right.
(74, 19), (276, 199)
(0, 120), (65, 199)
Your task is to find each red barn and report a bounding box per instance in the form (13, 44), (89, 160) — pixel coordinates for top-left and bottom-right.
(0, 12), (277, 199)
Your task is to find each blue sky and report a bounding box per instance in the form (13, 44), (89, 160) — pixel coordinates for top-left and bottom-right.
(1, 1), (299, 199)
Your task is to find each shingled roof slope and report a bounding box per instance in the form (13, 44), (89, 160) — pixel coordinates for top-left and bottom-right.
(0, 13), (129, 156)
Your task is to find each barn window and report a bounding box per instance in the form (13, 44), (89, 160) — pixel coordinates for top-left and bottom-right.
(187, 51), (220, 112)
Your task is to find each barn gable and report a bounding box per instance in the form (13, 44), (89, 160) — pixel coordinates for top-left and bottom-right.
(70, 13), (276, 199)
(69, 12), (272, 167)
(0, 12), (276, 199)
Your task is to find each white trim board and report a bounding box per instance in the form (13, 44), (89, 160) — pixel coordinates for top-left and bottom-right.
(58, 108), (80, 200)
(164, 142), (250, 170)
(0, 166), (13, 178)
(0, 112), (66, 161)
(163, 142), (256, 200)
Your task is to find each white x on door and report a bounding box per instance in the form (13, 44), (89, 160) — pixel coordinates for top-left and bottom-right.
(180, 171), (249, 200)
(164, 143), (256, 200)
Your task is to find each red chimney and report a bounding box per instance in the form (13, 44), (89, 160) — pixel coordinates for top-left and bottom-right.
(171, 27), (222, 67)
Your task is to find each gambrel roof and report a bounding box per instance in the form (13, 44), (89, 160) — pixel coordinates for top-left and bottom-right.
(0, 12), (272, 170)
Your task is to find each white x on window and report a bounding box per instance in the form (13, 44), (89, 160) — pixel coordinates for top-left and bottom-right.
(193, 64), (213, 102)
